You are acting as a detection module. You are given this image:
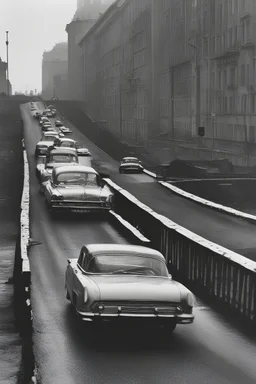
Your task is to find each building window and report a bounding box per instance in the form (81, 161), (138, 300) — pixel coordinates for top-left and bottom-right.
(230, 67), (236, 85)
(240, 65), (245, 85)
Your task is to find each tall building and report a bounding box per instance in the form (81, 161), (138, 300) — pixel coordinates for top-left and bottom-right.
(42, 42), (68, 99)
(66, 0), (114, 100)
(0, 58), (7, 94)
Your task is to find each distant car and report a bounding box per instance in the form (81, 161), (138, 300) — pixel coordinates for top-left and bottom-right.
(75, 143), (91, 157)
(36, 148), (79, 183)
(119, 157), (144, 174)
(42, 122), (53, 132)
(34, 111), (42, 119)
(35, 132), (60, 157)
(42, 165), (114, 213)
(59, 126), (72, 135)
(46, 111), (53, 118)
(51, 137), (76, 150)
(65, 243), (195, 333)
(39, 117), (49, 126)
(55, 119), (63, 127)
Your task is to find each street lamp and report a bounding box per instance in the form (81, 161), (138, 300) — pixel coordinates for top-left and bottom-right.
(5, 31), (9, 96)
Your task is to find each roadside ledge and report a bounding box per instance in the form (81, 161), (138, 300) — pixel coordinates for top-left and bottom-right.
(143, 169), (256, 224)
(14, 137), (37, 384)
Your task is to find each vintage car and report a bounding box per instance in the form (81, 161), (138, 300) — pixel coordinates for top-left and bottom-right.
(55, 119), (63, 127)
(36, 148), (79, 183)
(42, 165), (114, 213)
(119, 157), (144, 174)
(59, 126), (72, 135)
(47, 137), (88, 157)
(39, 117), (49, 126)
(65, 244), (194, 332)
(75, 143), (91, 157)
(35, 132), (60, 157)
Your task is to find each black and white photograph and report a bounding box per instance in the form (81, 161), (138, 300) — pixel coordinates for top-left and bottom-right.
(0, 1), (256, 383)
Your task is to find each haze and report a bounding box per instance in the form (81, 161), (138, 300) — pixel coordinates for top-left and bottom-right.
(0, 0), (76, 93)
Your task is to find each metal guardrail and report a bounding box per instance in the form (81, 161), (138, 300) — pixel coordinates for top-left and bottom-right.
(105, 178), (256, 324)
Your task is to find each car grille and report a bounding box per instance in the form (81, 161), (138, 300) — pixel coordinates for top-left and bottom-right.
(54, 201), (109, 208)
(92, 301), (181, 315)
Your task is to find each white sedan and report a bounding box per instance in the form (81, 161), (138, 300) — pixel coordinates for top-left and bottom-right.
(65, 244), (194, 333)
(119, 157), (144, 174)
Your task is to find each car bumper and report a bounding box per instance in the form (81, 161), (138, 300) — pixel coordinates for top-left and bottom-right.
(50, 202), (112, 212)
(76, 311), (194, 324)
(120, 167), (143, 173)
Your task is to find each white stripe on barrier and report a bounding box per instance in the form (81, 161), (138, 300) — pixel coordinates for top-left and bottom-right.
(109, 210), (150, 243)
(159, 180), (256, 223)
(143, 167), (256, 223)
(105, 178), (256, 273)
(21, 147), (30, 273)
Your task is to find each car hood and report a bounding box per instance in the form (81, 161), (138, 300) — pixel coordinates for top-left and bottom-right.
(89, 275), (182, 302)
(56, 185), (111, 200)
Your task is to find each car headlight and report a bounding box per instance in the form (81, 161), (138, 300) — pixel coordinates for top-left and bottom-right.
(106, 195), (113, 203)
(185, 292), (195, 307)
(51, 195), (64, 201)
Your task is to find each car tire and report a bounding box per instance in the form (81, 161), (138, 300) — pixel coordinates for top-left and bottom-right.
(119, 169), (124, 174)
(161, 321), (177, 336)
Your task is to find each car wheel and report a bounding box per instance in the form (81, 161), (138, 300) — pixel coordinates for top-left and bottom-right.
(119, 169), (124, 174)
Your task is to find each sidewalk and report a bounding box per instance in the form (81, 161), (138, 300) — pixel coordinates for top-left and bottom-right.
(0, 101), (23, 384)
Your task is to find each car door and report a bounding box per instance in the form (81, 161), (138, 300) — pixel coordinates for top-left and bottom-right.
(72, 248), (89, 307)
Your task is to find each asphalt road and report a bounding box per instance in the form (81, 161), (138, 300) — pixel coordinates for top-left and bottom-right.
(21, 103), (256, 384)
(48, 109), (256, 261)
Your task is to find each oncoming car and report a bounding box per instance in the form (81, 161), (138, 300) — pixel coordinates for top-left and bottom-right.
(42, 165), (114, 213)
(36, 148), (79, 183)
(65, 244), (194, 333)
(119, 157), (144, 174)
(35, 132), (60, 157)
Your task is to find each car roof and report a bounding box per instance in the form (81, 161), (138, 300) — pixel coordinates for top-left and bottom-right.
(55, 165), (97, 175)
(122, 157), (138, 161)
(59, 137), (75, 142)
(48, 148), (78, 156)
(83, 244), (165, 262)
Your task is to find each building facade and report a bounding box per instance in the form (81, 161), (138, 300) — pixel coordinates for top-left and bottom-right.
(207, 0), (256, 143)
(42, 42), (68, 99)
(66, 0), (114, 100)
(0, 58), (7, 94)
(76, 0), (256, 147)
(79, 0), (153, 142)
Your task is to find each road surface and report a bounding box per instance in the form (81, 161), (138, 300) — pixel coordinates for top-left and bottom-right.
(21, 104), (256, 384)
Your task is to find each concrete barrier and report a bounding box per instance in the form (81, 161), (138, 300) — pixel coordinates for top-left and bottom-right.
(14, 140), (37, 384)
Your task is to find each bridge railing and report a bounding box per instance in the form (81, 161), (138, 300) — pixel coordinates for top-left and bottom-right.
(105, 179), (256, 324)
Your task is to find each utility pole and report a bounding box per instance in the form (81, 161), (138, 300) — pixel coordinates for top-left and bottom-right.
(5, 31), (9, 96)
(170, 67), (175, 139)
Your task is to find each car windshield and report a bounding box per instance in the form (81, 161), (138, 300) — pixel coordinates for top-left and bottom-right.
(56, 172), (98, 186)
(87, 254), (168, 276)
(122, 158), (139, 163)
(50, 154), (77, 163)
(60, 141), (75, 148)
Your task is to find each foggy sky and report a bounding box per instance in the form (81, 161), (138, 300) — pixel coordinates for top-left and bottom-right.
(0, 0), (76, 93)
